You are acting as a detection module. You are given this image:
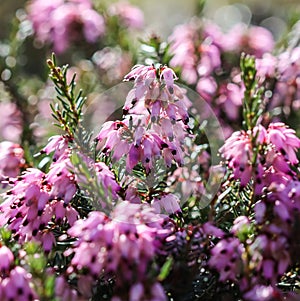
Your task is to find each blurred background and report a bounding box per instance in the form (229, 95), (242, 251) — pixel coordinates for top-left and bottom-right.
(140, 0), (300, 40)
(1, 0), (300, 40)
(0, 0), (300, 38)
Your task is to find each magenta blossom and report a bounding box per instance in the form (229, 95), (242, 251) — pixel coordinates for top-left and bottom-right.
(1, 266), (38, 301)
(123, 64), (191, 127)
(243, 285), (284, 301)
(108, 1), (144, 29)
(73, 154), (121, 210)
(169, 22), (199, 84)
(45, 150), (77, 204)
(27, 0), (105, 53)
(220, 130), (253, 187)
(220, 122), (299, 190)
(216, 82), (244, 121)
(93, 47), (132, 83)
(0, 141), (24, 182)
(224, 23), (275, 58)
(152, 193), (181, 215)
(96, 119), (185, 170)
(41, 135), (70, 162)
(266, 122), (300, 165)
(0, 102), (22, 142)
(97, 64), (191, 172)
(0, 245), (14, 275)
(66, 201), (168, 300)
(0, 154), (78, 251)
(209, 236), (244, 282)
(55, 276), (78, 301)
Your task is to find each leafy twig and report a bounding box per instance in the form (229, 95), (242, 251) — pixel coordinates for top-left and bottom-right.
(47, 54), (86, 138)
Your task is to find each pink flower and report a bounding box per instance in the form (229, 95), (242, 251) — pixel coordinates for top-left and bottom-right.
(220, 130), (253, 187)
(51, 2), (105, 53)
(250, 185), (293, 284)
(113, 64), (191, 173)
(124, 64), (156, 83)
(74, 155), (121, 208)
(152, 193), (181, 215)
(169, 22), (199, 85)
(160, 66), (178, 94)
(97, 120), (169, 171)
(0, 246), (14, 274)
(202, 21), (225, 50)
(0, 163), (79, 251)
(55, 276), (78, 301)
(266, 122), (300, 164)
(196, 76), (218, 102)
(93, 47), (132, 82)
(41, 135), (69, 161)
(254, 201), (266, 223)
(129, 282), (166, 301)
(27, 0), (63, 43)
(209, 237), (244, 282)
(124, 64), (190, 124)
(249, 234), (291, 285)
(0, 102), (22, 142)
(255, 53), (277, 78)
(243, 285), (283, 301)
(95, 162), (121, 197)
(168, 167), (205, 199)
(27, 0), (105, 53)
(247, 26), (275, 58)
(66, 202), (167, 299)
(1, 266), (37, 301)
(202, 222), (224, 238)
(231, 216), (251, 235)
(108, 1), (144, 29)
(96, 117), (185, 171)
(273, 180), (300, 211)
(0, 141), (24, 181)
(224, 24), (275, 58)
(197, 44), (221, 77)
(216, 82), (244, 121)
(46, 151), (77, 203)
(129, 283), (144, 300)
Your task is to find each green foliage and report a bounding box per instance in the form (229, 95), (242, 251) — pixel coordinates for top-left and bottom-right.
(196, 0), (206, 16)
(138, 35), (174, 66)
(70, 152), (116, 213)
(158, 257), (174, 281)
(240, 53), (265, 131)
(48, 54), (86, 138)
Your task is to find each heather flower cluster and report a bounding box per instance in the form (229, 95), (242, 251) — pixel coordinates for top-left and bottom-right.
(220, 122), (300, 190)
(0, 160), (78, 251)
(208, 57), (300, 300)
(0, 141), (24, 183)
(0, 102), (22, 142)
(169, 18), (300, 137)
(0, 244), (37, 301)
(65, 202), (168, 300)
(108, 1), (144, 29)
(27, 0), (105, 53)
(96, 64), (190, 173)
(208, 175), (300, 300)
(27, 0), (144, 54)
